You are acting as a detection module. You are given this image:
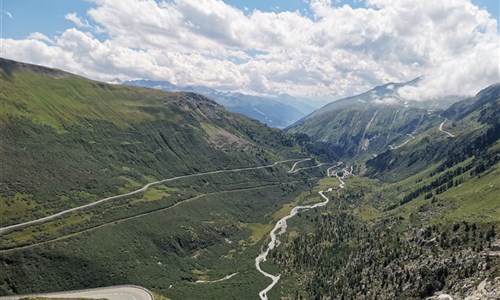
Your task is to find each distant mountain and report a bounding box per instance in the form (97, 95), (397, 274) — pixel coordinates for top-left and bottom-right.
(208, 91), (307, 128)
(273, 84), (499, 299)
(287, 79), (466, 158)
(302, 78), (462, 121)
(274, 93), (319, 115)
(124, 79), (317, 128)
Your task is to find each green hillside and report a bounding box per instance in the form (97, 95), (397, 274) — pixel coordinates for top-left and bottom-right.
(0, 58), (308, 227)
(288, 102), (439, 158)
(286, 79), (467, 159)
(0, 58), (337, 299)
(366, 83), (500, 181)
(268, 85), (500, 299)
(0, 58), (498, 300)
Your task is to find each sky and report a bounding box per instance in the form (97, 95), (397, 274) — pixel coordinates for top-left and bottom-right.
(1, 0), (499, 101)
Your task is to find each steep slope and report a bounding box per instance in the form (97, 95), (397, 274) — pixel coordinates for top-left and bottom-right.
(442, 83), (500, 121)
(124, 79), (311, 128)
(366, 83), (500, 181)
(287, 79), (465, 158)
(268, 84), (500, 300)
(0, 58), (305, 228)
(288, 102), (438, 158)
(0, 59), (341, 299)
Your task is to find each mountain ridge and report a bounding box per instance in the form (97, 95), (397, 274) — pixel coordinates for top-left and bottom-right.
(0, 58), (498, 300)
(286, 78), (476, 159)
(0, 57), (312, 228)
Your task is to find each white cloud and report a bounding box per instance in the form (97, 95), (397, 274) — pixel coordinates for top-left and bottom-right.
(27, 32), (54, 44)
(372, 97), (399, 104)
(1, 0), (498, 100)
(3, 10), (13, 18)
(65, 12), (92, 29)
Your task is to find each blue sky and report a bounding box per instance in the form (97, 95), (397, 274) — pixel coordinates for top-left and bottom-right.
(1, 0), (498, 100)
(2, 0), (498, 40)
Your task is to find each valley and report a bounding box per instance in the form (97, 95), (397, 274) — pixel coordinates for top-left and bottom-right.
(256, 160), (349, 300)
(0, 58), (498, 300)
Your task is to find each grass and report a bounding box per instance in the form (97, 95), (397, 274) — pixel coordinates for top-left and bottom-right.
(130, 187), (170, 204)
(152, 291), (171, 300)
(354, 204), (380, 221)
(435, 164), (499, 223)
(0, 176), (312, 298)
(239, 223), (273, 245)
(0, 72), (176, 130)
(0, 193), (37, 224)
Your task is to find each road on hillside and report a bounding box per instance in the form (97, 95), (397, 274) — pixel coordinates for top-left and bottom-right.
(0, 158), (307, 235)
(388, 133), (415, 150)
(0, 285), (154, 300)
(439, 117), (455, 137)
(288, 158), (311, 173)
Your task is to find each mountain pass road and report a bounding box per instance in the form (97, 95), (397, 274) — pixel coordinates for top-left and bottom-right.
(0, 285), (154, 300)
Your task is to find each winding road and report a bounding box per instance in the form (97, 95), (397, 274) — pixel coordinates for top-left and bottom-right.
(388, 133), (416, 150)
(1, 158), (346, 300)
(288, 158), (312, 173)
(0, 159), (307, 235)
(0, 285), (154, 300)
(0, 184), (284, 253)
(255, 160), (348, 300)
(439, 117), (455, 138)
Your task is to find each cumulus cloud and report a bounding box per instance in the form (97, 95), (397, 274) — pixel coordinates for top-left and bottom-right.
(1, 0), (498, 100)
(27, 32), (54, 44)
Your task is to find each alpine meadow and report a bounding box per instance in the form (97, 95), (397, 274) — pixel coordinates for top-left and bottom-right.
(0, 0), (499, 299)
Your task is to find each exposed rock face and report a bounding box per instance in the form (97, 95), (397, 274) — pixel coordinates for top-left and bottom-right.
(428, 277), (500, 300)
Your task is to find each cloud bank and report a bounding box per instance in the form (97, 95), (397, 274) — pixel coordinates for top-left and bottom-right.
(2, 0), (498, 100)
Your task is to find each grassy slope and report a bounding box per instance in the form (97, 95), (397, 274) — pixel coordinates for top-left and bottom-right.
(287, 102), (440, 159)
(0, 59), (304, 227)
(269, 157), (499, 299)
(0, 59), (321, 298)
(269, 86), (499, 298)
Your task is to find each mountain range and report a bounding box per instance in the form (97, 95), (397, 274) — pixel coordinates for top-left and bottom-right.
(287, 78), (467, 158)
(0, 58), (498, 300)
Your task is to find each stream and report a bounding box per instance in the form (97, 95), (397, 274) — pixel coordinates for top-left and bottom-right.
(255, 162), (348, 300)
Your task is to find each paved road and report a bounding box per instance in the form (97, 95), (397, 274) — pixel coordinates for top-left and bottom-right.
(388, 133), (416, 150)
(0, 158), (307, 235)
(288, 158), (312, 173)
(0, 285), (154, 300)
(439, 118), (456, 138)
